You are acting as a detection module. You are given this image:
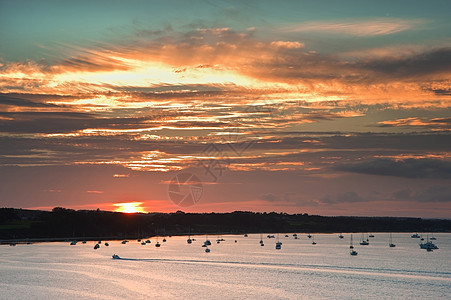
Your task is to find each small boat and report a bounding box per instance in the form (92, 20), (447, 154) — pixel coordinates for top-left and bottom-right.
(94, 244), (100, 249)
(307, 234), (312, 239)
(155, 242), (161, 247)
(187, 238), (192, 244)
(421, 242), (438, 250)
(419, 235), (438, 250)
(275, 234), (282, 249)
(369, 234), (375, 238)
(9, 243), (16, 246)
(339, 233), (344, 239)
(430, 234), (437, 240)
(244, 234), (248, 237)
(389, 233), (396, 248)
(82, 240), (87, 244)
(112, 254), (120, 259)
(98, 240), (102, 244)
(293, 233), (298, 238)
(141, 242), (146, 245)
(145, 240), (151, 243)
(285, 235), (289, 237)
(411, 233), (420, 238)
(205, 247), (210, 253)
(162, 238), (167, 242)
(204, 239), (211, 246)
(70, 241), (77, 245)
(121, 240), (128, 244)
(350, 234), (358, 256)
(360, 234), (369, 245)
(234, 240), (237, 243)
(105, 242), (109, 247)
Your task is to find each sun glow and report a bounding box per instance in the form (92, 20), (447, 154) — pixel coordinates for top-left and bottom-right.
(113, 202), (147, 213)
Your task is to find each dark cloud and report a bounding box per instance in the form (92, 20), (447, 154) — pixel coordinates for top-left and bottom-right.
(321, 191), (366, 203)
(0, 94), (59, 108)
(357, 47), (451, 79)
(393, 186), (451, 202)
(336, 158), (451, 179)
(429, 89), (451, 96)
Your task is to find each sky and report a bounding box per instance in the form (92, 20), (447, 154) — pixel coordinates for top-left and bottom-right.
(0, 0), (450, 217)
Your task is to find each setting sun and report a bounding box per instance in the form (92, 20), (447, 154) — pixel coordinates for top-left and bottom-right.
(113, 202), (147, 213)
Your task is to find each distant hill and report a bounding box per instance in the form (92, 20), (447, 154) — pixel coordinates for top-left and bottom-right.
(1, 207), (450, 241)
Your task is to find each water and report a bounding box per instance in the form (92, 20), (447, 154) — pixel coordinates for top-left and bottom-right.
(1, 233), (450, 299)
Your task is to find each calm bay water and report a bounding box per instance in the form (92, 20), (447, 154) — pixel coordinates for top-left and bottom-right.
(1, 233), (450, 299)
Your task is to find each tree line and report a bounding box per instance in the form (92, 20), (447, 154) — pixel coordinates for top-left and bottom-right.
(1, 207), (450, 241)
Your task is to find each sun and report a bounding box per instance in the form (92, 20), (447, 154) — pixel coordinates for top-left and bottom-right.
(113, 202), (147, 213)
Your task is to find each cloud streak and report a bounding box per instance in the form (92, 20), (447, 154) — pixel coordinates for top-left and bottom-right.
(281, 18), (425, 36)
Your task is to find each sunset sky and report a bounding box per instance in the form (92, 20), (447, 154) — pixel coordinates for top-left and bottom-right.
(0, 0), (450, 217)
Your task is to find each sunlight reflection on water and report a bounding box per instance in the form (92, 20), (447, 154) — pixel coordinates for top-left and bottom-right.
(1, 233), (450, 299)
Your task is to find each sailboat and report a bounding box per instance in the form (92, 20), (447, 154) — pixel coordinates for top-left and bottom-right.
(259, 234), (264, 246)
(419, 234), (438, 250)
(155, 236), (161, 247)
(389, 233), (396, 247)
(311, 235), (317, 245)
(350, 234), (358, 256)
(359, 233), (369, 245)
(187, 226), (192, 244)
(275, 234), (282, 249)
